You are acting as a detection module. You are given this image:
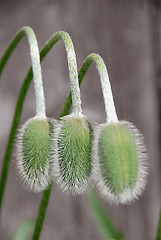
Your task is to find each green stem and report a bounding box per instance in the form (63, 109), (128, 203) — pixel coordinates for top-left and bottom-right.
(79, 53), (118, 122)
(0, 29), (119, 239)
(40, 31), (82, 114)
(0, 29), (25, 76)
(0, 68), (33, 215)
(32, 184), (52, 240)
(0, 26), (46, 118)
(157, 209), (161, 240)
(32, 53), (117, 239)
(0, 29), (81, 216)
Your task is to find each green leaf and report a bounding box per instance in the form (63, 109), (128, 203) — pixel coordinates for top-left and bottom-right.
(156, 208), (161, 240)
(10, 219), (34, 240)
(88, 191), (123, 240)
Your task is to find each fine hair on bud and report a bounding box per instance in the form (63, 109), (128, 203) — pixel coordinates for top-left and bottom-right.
(53, 114), (93, 194)
(92, 121), (148, 204)
(16, 117), (56, 192)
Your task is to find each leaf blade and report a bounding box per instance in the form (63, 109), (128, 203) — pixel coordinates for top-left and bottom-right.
(88, 191), (123, 240)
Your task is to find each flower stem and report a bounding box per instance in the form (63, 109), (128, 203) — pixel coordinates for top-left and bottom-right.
(0, 68), (33, 216)
(0, 30), (81, 216)
(61, 53), (118, 122)
(79, 53), (118, 123)
(32, 184), (52, 240)
(32, 53), (118, 239)
(41, 31), (82, 115)
(0, 26), (46, 118)
(0, 29), (118, 239)
(25, 27), (45, 118)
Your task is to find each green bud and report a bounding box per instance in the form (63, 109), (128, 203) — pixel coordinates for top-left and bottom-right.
(16, 117), (55, 192)
(93, 121), (148, 204)
(54, 114), (93, 194)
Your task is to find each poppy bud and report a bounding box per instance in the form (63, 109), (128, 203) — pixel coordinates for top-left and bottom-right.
(16, 117), (55, 192)
(54, 114), (93, 194)
(93, 121), (148, 204)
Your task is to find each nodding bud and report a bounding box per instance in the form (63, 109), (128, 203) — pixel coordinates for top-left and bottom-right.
(54, 114), (93, 194)
(93, 121), (148, 204)
(16, 117), (55, 192)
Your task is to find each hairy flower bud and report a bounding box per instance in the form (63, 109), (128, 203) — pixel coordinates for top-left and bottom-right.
(54, 114), (93, 194)
(92, 121), (148, 204)
(16, 117), (55, 192)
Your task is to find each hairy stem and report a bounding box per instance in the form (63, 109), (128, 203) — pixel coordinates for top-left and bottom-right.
(32, 53), (118, 239)
(0, 26), (46, 118)
(61, 53), (118, 122)
(79, 53), (118, 122)
(0, 29), (118, 239)
(41, 31), (81, 115)
(0, 30), (81, 215)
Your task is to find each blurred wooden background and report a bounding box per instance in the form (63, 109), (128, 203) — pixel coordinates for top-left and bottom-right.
(0, 0), (160, 239)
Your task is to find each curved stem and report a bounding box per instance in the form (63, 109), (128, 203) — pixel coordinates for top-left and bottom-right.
(32, 53), (118, 239)
(0, 29), (24, 75)
(79, 53), (118, 123)
(0, 29), (117, 239)
(25, 27), (45, 118)
(41, 31), (81, 115)
(0, 26), (46, 118)
(0, 30), (83, 215)
(0, 30), (82, 221)
(61, 53), (118, 122)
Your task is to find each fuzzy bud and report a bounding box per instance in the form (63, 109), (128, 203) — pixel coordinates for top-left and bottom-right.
(93, 121), (148, 204)
(16, 117), (55, 192)
(54, 114), (93, 194)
